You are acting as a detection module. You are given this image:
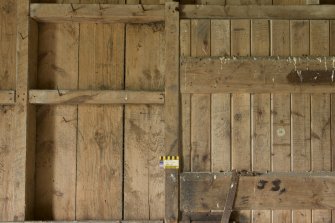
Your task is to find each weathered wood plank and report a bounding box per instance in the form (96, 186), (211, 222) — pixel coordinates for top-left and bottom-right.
(35, 22), (78, 220)
(180, 57), (335, 94)
(124, 22), (165, 220)
(180, 5), (335, 20)
(76, 22), (124, 220)
(165, 2), (180, 223)
(180, 172), (335, 211)
(29, 90), (164, 105)
(14, 0), (38, 220)
(30, 4), (164, 23)
(0, 91), (15, 105)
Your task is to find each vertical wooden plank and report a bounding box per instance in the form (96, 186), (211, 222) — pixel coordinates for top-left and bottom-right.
(231, 20), (250, 56)
(331, 20), (335, 223)
(230, 18), (251, 223)
(273, 0), (306, 4)
(15, 0), (38, 220)
(251, 18), (270, 223)
(180, 19), (191, 172)
(270, 18), (292, 223)
(124, 23), (165, 220)
(310, 20), (329, 56)
(210, 19), (231, 173)
(330, 21), (335, 56)
(35, 23), (79, 220)
(290, 20), (310, 56)
(76, 23), (124, 220)
(0, 0), (16, 220)
(211, 20), (230, 56)
(190, 19), (211, 172)
(310, 19), (331, 223)
(165, 2), (180, 223)
(251, 20), (270, 56)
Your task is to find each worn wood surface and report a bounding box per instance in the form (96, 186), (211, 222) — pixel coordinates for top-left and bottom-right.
(29, 90), (164, 105)
(180, 5), (335, 19)
(124, 23), (165, 220)
(35, 22), (79, 220)
(30, 4), (164, 23)
(180, 172), (335, 211)
(0, 1), (17, 220)
(76, 22), (124, 220)
(181, 57), (335, 93)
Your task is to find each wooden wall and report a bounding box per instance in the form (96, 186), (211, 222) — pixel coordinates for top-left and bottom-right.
(180, 1), (335, 222)
(1, 0), (335, 221)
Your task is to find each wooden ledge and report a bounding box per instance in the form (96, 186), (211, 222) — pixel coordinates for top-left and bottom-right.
(180, 5), (335, 19)
(0, 90), (15, 105)
(30, 4), (165, 24)
(29, 90), (165, 105)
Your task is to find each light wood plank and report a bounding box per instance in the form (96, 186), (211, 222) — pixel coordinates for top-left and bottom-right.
(35, 23), (78, 220)
(273, 211), (291, 223)
(251, 20), (270, 56)
(211, 20), (230, 56)
(124, 22), (165, 220)
(14, 0), (38, 220)
(290, 20), (309, 56)
(180, 5), (335, 20)
(211, 94), (231, 172)
(180, 56), (335, 94)
(231, 20), (250, 56)
(29, 90), (164, 105)
(273, 0), (305, 4)
(191, 94), (211, 171)
(191, 19), (210, 56)
(0, 91), (15, 105)
(30, 4), (164, 23)
(180, 19), (191, 172)
(76, 22), (124, 220)
(270, 20), (290, 57)
(180, 172), (335, 211)
(165, 3), (180, 223)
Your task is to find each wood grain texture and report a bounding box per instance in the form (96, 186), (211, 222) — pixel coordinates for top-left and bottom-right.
(0, 91), (15, 105)
(181, 57), (335, 94)
(164, 3), (180, 223)
(211, 20), (230, 57)
(331, 21), (335, 56)
(180, 172), (335, 211)
(124, 23), (165, 220)
(29, 90), (164, 105)
(231, 20), (250, 56)
(15, 0), (38, 220)
(76, 22), (124, 220)
(35, 23), (79, 220)
(180, 5), (335, 20)
(30, 4), (164, 23)
(310, 20), (329, 56)
(190, 18), (211, 172)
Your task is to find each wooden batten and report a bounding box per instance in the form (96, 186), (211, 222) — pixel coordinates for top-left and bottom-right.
(180, 5), (335, 19)
(0, 91), (15, 104)
(30, 4), (164, 24)
(29, 90), (165, 105)
(181, 56), (335, 93)
(180, 172), (335, 213)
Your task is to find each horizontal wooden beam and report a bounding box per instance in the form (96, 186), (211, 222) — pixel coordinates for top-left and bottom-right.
(30, 4), (164, 23)
(180, 5), (335, 19)
(0, 90), (15, 104)
(29, 90), (164, 105)
(181, 56), (335, 93)
(7, 221), (163, 223)
(180, 172), (335, 212)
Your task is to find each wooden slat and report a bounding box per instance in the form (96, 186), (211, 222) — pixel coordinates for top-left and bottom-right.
(0, 1), (16, 219)
(29, 90), (164, 105)
(290, 20), (309, 56)
(76, 22), (124, 220)
(180, 172), (335, 211)
(0, 91), (15, 105)
(9, 221), (163, 223)
(180, 57), (335, 94)
(165, 2), (180, 223)
(30, 4), (164, 23)
(211, 20), (230, 57)
(180, 5), (335, 20)
(124, 22), (165, 220)
(35, 23), (78, 220)
(14, 0), (38, 220)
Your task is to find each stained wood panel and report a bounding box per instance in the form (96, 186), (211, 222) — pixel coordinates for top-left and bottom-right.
(124, 23), (165, 220)
(35, 23), (79, 220)
(76, 23), (124, 220)
(0, 0), (16, 220)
